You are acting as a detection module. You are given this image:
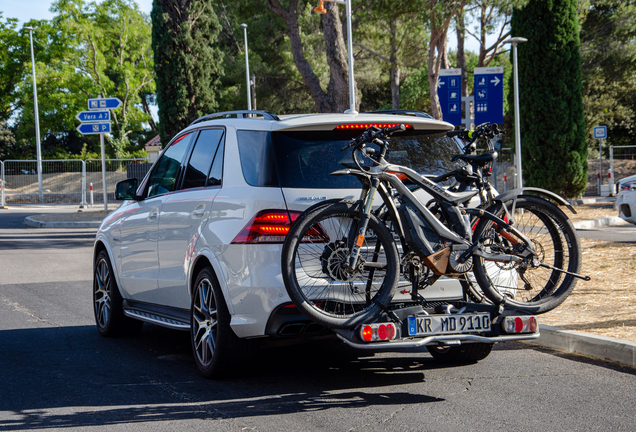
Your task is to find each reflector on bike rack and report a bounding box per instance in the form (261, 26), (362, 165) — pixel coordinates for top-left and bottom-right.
(359, 323), (397, 342)
(501, 316), (538, 334)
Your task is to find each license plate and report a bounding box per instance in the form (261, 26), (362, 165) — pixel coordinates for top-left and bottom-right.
(408, 313), (491, 336)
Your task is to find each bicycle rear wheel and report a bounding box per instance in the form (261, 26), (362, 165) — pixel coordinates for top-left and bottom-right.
(281, 200), (400, 329)
(472, 195), (581, 314)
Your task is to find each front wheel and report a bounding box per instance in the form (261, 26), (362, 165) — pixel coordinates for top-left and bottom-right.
(472, 196), (582, 314)
(281, 200), (400, 329)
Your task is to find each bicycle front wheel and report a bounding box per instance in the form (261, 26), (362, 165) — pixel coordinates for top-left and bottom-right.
(472, 195), (582, 314)
(281, 200), (400, 329)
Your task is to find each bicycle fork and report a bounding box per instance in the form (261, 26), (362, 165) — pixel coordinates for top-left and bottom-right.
(347, 178), (380, 271)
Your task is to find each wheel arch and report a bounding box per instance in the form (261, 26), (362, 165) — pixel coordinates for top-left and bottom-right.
(188, 251), (235, 315)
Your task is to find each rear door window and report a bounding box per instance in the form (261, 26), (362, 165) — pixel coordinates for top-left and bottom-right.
(181, 129), (224, 190)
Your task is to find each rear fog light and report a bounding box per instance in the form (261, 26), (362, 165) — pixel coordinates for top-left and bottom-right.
(502, 316), (538, 334)
(359, 323), (397, 342)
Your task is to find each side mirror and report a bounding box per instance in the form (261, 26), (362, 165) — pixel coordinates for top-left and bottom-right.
(115, 178), (139, 200)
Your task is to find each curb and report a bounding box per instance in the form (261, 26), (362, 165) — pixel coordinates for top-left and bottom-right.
(572, 216), (628, 230)
(525, 324), (636, 368)
(24, 216), (101, 229)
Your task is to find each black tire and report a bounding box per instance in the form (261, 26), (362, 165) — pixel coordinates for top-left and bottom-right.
(190, 267), (250, 379)
(472, 196), (582, 314)
(93, 250), (143, 337)
(427, 342), (494, 364)
(281, 200), (400, 329)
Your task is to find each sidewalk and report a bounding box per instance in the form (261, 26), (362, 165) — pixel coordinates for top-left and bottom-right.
(17, 204), (636, 368)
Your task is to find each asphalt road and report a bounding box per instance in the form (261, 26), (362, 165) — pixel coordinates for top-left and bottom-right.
(1, 209), (635, 431)
(576, 223), (636, 243)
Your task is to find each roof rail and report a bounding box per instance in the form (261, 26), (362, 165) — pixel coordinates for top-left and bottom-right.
(362, 109), (434, 119)
(189, 110), (280, 126)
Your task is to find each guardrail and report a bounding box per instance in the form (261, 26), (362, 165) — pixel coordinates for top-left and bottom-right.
(0, 158), (149, 207)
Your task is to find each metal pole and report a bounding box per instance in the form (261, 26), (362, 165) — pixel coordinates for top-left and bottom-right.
(100, 133), (108, 212)
(504, 37), (527, 189)
(344, 0), (357, 114)
(25, 27), (43, 202)
(80, 160), (87, 208)
(240, 24), (251, 111)
(599, 139), (603, 195)
(609, 145), (615, 196)
(512, 42), (523, 189)
(1, 161), (5, 208)
(250, 74), (257, 110)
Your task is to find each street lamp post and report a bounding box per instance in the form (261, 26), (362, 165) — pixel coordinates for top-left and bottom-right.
(240, 24), (252, 111)
(314, 0), (357, 114)
(24, 26), (43, 202)
(503, 36), (527, 189)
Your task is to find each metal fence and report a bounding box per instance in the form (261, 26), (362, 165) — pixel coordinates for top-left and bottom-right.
(0, 158), (149, 206)
(587, 145), (636, 196)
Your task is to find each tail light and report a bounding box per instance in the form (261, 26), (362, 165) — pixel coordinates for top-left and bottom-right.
(335, 123), (413, 130)
(231, 210), (329, 244)
(359, 323), (397, 342)
(501, 316), (538, 334)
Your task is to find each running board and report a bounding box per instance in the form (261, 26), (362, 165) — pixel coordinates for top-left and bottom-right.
(123, 308), (190, 331)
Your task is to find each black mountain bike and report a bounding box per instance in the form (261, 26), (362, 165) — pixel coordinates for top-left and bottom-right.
(281, 124), (588, 329)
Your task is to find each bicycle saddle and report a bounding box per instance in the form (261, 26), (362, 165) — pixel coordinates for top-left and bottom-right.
(452, 151), (497, 166)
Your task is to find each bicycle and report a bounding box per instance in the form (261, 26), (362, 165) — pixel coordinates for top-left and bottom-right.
(281, 123), (588, 329)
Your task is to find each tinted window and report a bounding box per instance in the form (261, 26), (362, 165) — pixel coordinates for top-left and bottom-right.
(182, 129), (224, 190)
(207, 139), (224, 186)
(271, 130), (463, 189)
(147, 133), (192, 197)
(236, 131), (279, 187)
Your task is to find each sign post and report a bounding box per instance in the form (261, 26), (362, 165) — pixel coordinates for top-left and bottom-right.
(473, 67), (504, 125)
(438, 69), (462, 126)
(594, 126), (607, 196)
(77, 96), (121, 212)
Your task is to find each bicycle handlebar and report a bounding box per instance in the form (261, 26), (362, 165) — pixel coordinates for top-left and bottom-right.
(342, 124), (407, 151)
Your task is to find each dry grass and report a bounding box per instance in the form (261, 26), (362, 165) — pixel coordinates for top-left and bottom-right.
(539, 203), (636, 342)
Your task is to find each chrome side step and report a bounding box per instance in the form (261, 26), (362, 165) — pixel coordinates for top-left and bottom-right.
(123, 308), (190, 331)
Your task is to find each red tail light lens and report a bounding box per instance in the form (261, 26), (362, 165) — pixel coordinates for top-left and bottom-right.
(501, 316), (539, 334)
(358, 323), (398, 342)
(231, 210), (329, 244)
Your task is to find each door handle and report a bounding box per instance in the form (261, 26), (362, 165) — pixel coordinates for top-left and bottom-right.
(192, 204), (206, 218)
(148, 207), (159, 221)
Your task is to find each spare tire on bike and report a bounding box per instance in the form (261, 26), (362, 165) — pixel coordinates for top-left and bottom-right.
(471, 195), (581, 314)
(281, 200), (400, 329)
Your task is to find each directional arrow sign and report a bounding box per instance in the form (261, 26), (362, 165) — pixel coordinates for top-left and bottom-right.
(77, 122), (112, 135)
(76, 110), (111, 122)
(438, 68), (462, 126)
(87, 97), (122, 110)
(474, 66), (504, 125)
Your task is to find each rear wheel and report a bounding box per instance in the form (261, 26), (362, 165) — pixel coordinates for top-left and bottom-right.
(427, 342), (494, 364)
(472, 196), (581, 314)
(190, 267), (250, 379)
(281, 200), (400, 329)
(93, 250), (143, 337)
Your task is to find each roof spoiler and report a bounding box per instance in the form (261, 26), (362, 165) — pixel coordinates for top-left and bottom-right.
(362, 110), (434, 119)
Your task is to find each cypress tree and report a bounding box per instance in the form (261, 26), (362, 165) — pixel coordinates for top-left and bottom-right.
(151, 0), (224, 143)
(510, 0), (587, 198)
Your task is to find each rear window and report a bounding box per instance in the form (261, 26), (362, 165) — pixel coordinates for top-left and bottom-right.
(237, 129), (463, 189)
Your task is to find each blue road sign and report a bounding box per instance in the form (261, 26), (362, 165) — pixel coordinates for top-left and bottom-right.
(593, 126), (607, 140)
(76, 110), (111, 122)
(438, 68), (462, 126)
(87, 97), (123, 110)
(474, 67), (504, 125)
(77, 122), (112, 135)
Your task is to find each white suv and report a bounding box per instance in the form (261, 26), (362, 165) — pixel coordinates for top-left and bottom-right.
(92, 110), (491, 377)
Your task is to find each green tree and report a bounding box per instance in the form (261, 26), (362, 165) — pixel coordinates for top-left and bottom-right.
(511, 0), (587, 198)
(152, 0), (224, 143)
(579, 0), (636, 147)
